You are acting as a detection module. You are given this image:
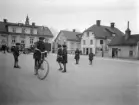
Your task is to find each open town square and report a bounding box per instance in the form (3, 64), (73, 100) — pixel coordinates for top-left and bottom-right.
(0, 52), (138, 105)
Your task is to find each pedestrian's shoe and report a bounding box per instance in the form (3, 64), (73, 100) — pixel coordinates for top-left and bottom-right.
(62, 70), (66, 73)
(14, 65), (17, 68)
(16, 65), (21, 69)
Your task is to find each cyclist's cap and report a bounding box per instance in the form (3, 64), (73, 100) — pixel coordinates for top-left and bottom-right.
(63, 45), (67, 47)
(39, 37), (45, 40)
(16, 43), (20, 45)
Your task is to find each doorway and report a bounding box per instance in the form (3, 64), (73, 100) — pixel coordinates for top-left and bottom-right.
(86, 48), (89, 55)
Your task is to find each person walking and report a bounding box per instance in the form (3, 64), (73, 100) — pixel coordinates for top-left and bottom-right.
(74, 48), (80, 64)
(89, 50), (95, 65)
(61, 45), (67, 73)
(56, 44), (63, 70)
(12, 43), (21, 68)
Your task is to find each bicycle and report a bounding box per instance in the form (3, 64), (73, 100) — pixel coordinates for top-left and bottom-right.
(34, 49), (49, 80)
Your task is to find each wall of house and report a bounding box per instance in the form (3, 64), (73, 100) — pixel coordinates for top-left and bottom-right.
(81, 31), (96, 54)
(0, 34), (8, 47)
(109, 46), (138, 59)
(67, 41), (80, 54)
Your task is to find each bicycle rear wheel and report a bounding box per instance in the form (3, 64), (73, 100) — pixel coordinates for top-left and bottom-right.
(37, 59), (49, 80)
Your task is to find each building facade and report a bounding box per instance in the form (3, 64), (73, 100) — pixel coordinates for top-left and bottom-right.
(108, 22), (139, 59)
(0, 16), (53, 51)
(53, 30), (81, 54)
(81, 20), (124, 55)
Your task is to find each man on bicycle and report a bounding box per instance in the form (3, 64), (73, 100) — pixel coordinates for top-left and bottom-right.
(33, 37), (46, 75)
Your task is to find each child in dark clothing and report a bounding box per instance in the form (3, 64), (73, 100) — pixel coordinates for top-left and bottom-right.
(74, 48), (80, 64)
(61, 45), (67, 73)
(12, 43), (21, 68)
(56, 45), (63, 70)
(89, 51), (95, 65)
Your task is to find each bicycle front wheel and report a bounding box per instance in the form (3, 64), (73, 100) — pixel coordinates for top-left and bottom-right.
(37, 59), (49, 80)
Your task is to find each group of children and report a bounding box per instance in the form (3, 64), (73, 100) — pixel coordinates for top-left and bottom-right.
(74, 48), (95, 65)
(57, 44), (67, 73)
(57, 46), (95, 73)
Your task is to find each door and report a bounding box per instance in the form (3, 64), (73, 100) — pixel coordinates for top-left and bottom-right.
(86, 48), (88, 55)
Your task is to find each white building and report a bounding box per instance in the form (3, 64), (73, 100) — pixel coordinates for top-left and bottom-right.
(53, 29), (81, 54)
(81, 20), (124, 55)
(0, 16), (53, 51)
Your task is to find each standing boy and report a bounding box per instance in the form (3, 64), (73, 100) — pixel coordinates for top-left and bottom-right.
(56, 44), (63, 70)
(89, 51), (95, 65)
(12, 43), (21, 68)
(74, 48), (80, 64)
(61, 45), (67, 73)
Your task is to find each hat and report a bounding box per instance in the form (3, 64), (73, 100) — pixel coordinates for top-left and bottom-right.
(63, 45), (67, 47)
(39, 37), (45, 40)
(16, 43), (20, 45)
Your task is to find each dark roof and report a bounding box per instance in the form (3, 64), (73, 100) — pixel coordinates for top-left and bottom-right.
(84, 25), (124, 39)
(37, 26), (53, 37)
(109, 34), (139, 46)
(56, 30), (81, 42)
(0, 22), (7, 33)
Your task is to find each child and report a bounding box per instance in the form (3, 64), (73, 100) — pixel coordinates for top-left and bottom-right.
(89, 51), (95, 65)
(74, 48), (80, 64)
(61, 45), (67, 73)
(56, 45), (63, 70)
(12, 43), (21, 68)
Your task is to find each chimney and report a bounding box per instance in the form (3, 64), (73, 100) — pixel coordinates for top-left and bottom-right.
(32, 22), (35, 26)
(125, 21), (131, 40)
(73, 29), (76, 32)
(96, 20), (101, 26)
(111, 22), (115, 28)
(3, 19), (7, 23)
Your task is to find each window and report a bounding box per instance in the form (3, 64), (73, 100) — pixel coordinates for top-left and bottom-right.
(30, 28), (33, 34)
(30, 38), (34, 44)
(22, 28), (25, 33)
(12, 37), (16, 43)
(90, 48), (92, 53)
(90, 40), (93, 45)
(12, 27), (16, 33)
(87, 32), (89, 37)
(100, 40), (103, 44)
(83, 40), (86, 45)
(83, 48), (85, 54)
(129, 51), (133, 57)
(21, 40), (24, 44)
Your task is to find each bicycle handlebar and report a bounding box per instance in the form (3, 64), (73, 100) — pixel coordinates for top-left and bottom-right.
(35, 48), (47, 54)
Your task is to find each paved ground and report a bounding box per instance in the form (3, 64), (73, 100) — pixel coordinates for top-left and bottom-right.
(0, 52), (138, 105)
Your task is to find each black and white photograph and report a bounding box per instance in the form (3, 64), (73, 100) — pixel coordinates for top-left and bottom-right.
(0, 0), (138, 105)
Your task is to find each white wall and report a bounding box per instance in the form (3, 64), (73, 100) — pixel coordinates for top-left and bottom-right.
(81, 31), (96, 54)
(109, 46), (138, 59)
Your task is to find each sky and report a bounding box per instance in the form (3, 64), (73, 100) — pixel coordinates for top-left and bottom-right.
(0, 0), (139, 35)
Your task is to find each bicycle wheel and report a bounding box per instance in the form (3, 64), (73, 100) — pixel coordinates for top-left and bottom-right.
(37, 59), (49, 80)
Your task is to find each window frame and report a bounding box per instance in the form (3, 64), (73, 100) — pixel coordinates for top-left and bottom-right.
(90, 39), (93, 45)
(100, 40), (103, 44)
(83, 40), (86, 45)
